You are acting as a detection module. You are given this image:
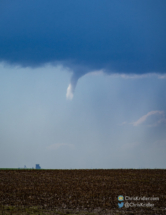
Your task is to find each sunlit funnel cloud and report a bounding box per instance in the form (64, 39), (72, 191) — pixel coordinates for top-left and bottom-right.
(66, 83), (74, 100)
(66, 73), (80, 100)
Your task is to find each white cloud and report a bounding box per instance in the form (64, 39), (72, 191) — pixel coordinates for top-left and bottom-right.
(132, 110), (166, 127)
(158, 75), (166, 79)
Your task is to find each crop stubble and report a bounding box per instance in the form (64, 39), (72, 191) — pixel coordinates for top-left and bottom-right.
(0, 169), (166, 214)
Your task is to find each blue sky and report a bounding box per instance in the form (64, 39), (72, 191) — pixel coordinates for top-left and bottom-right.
(0, 0), (166, 168)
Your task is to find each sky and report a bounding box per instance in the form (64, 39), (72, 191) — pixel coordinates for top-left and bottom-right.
(0, 0), (166, 169)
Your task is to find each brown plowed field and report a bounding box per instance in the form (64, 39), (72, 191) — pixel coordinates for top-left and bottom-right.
(0, 169), (166, 214)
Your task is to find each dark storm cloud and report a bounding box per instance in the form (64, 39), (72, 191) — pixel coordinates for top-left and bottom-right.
(0, 0), (166, 77)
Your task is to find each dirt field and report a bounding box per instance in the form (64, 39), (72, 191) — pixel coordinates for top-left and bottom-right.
(0, 169), (166, 214)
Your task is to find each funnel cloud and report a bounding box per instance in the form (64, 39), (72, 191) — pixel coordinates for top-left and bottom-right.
(66, 84), (74, 100)
(66, 73), (81, 100)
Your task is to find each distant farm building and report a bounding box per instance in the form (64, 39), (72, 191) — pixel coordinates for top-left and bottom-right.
(35, 164), (41, 169)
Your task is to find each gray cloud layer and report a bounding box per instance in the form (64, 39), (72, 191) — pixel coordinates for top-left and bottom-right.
(0, 0), (166, 95)
(1, 1), (166, 71)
